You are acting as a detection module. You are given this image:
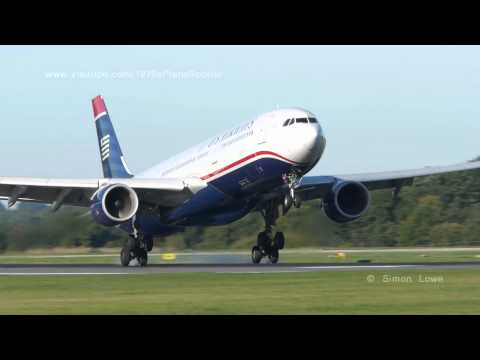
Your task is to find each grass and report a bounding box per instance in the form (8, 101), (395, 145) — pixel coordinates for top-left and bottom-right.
(0, 269), (479, 314)
(1, 247), (479, 314)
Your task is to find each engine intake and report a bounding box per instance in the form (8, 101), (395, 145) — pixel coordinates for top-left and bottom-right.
(90, 184), (139, 226)
(323, 181), (370, 223)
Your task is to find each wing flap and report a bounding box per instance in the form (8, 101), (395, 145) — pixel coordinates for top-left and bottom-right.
(0, 177), (207, 209)
(296, 160), (480, 201)
(0, 179), (97, 207)
(0, 177), (99, 188)
(338, 160), (480, 189)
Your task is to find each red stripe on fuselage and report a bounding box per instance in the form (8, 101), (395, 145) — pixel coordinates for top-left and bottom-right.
(200, 151), (300, 181)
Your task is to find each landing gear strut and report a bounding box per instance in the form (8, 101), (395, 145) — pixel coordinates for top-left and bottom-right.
(251, 200), (286, 264)
(120, 234), (153, 267)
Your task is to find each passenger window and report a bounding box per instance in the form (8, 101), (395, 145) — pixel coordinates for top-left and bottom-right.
(308, 117), (318, 123)
(296, 118), (308, 123)
(283, 119), (290, 127)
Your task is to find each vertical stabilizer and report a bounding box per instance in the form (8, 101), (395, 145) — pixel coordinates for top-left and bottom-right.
(92, 95), (133, 178)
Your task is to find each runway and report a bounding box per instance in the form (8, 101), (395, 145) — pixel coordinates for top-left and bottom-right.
(1, 262), (480, 275)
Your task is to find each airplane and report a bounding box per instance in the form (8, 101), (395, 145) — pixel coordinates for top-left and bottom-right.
(1, 95), (480, 266)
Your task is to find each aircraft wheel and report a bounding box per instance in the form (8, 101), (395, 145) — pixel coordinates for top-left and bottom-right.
(268, 248), (279, 264)
(127, 236), (137, 251)
(120, 246), (131, 267)
(293, 194), (302, 208)
(273, 232), (285, 250)
(282, 194), (293, 215)
(257, 231), (270, 249)
(144, 235), (154, 252)
(251, 246), (263, 264)
(137, 249), (148, 267)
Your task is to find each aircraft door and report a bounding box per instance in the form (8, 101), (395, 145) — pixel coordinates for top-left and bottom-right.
(257, 126), (269, 145)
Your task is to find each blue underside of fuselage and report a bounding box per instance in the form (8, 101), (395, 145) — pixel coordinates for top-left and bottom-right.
(122, 157), (298, 236)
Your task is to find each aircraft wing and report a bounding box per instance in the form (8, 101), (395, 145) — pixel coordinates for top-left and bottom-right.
(295, 160), (480, 201)
(0, 177), (206, 210)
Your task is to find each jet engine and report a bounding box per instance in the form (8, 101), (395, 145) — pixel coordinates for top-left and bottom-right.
(323, 180), (370, 223)
(90, 184), (139, 226)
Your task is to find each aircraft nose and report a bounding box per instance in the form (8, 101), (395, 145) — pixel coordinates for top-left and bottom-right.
(304, 125), (320, 148)
(297, 125), (324, 163)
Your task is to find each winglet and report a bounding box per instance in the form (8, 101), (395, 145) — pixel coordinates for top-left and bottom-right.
(92, 95), (108, 121)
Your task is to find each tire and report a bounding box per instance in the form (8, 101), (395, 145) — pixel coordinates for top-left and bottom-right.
(293, 194), (302, 208)
(273, 232), (285, 250)
(282, 194), (293, 215)
(137, 249), (148, 267)
(257, 232), (270, 249)
(120, 246), (131, 267)
(144, 235), (153, 252)
(268, 248), (279, 264)
(127, 237), (137, 251)
(251, 246), (263, 264)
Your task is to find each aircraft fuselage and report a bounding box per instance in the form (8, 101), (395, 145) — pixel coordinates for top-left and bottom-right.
(128, 108), (326, 235)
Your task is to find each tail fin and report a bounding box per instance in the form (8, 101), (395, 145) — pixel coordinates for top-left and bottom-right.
(92, 95), (133, 178)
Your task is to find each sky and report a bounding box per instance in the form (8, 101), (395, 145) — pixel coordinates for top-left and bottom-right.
(0, 45), (479, 178)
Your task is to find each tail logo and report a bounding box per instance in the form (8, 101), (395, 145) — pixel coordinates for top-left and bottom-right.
(100, 135), (110, 161)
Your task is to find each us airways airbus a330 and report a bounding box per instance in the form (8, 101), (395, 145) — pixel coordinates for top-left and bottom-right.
(2, 95), (480, 266)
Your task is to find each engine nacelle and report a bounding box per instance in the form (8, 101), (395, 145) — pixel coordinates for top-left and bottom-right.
(90, 184), (139, 226)
(323, 180), (370, 223)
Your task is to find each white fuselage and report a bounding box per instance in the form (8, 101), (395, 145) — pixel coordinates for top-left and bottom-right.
(137, 108), (326, 183)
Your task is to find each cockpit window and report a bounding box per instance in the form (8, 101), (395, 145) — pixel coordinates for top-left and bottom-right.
(284, 117), (315, 126)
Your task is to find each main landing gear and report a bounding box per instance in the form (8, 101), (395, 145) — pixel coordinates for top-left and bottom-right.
(251, 200), (286, 264)
(120, 234), (153, 267)
(251, 231), (285, 264)
(251, 171), (302, 264)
